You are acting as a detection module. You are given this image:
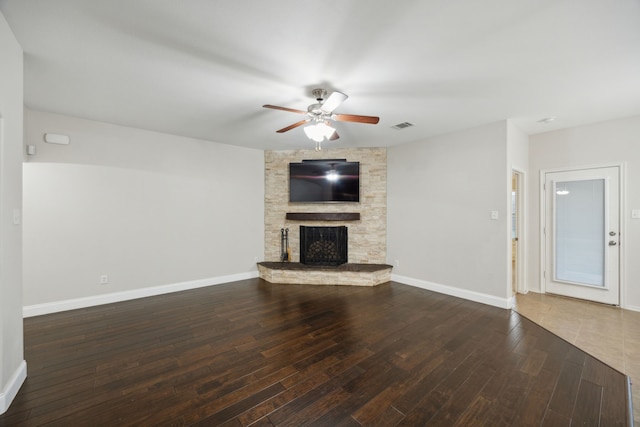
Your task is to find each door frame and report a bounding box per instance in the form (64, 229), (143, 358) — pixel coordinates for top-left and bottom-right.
(539, 163), (626, 306)
(512, 169), (527, 295)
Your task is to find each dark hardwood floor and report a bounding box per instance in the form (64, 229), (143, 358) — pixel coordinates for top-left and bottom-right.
(0, 279), (631, 426)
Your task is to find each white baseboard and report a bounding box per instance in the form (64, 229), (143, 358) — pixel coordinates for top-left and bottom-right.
(624, 304), (640, 313)
(391, 274), (513, 309)
(0, 360), (26, 415)
(23, 272), (259, 318)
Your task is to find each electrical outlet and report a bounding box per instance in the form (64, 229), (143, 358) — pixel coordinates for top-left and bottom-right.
(254, 256), (259, 263)
(100, 275), (109, 285)
(394, 260), (400, 268)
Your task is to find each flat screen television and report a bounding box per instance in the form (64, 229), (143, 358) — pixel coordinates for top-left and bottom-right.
(289, 159), (360, 203)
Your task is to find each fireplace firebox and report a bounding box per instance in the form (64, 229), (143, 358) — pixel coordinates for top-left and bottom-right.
(299, 226), (348, 266)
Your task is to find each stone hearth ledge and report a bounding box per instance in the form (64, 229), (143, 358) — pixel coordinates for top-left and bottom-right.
(257, 262), (393, 286)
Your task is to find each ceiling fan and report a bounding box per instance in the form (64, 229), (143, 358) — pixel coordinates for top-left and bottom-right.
(263, 88), (379, 149)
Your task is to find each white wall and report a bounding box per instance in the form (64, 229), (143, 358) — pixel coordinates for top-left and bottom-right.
(528, 115), (640, 311)
(388, 121), (512, 308)
(0, 11), (26, 415)
(508, 120), (529, 191)
(23, 110), (264, 310)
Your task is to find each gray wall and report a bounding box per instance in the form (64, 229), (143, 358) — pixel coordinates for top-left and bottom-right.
(23, 109), (264, 307)
(0, 10), (25, 414)
(387, 121), (513, 307)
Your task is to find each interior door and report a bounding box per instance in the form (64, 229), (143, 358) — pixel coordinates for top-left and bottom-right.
(544, 166), (620, 305)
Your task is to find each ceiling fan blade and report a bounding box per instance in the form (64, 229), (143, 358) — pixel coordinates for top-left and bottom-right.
(276, 119), (309, 133)
(263, 104), (307, 115)
(333, 114), (380, 124)
(320, 91), (348, 113)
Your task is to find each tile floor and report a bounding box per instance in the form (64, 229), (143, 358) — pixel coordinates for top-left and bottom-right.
(513, 292), (639, 424)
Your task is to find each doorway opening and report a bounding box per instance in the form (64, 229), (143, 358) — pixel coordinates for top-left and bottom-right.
(511, 171), (524, 295)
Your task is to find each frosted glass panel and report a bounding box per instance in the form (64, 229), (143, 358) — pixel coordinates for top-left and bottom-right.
(554, 179), (605, 287)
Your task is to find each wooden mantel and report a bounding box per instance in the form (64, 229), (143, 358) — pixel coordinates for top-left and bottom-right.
(285, 212), (360, 221)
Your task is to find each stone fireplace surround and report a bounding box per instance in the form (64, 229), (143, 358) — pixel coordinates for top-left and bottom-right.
(261, 148), (390, 286)
(257, 262), (392, 286)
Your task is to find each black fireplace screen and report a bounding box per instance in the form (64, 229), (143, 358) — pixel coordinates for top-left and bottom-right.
(299, 226), (348, 266)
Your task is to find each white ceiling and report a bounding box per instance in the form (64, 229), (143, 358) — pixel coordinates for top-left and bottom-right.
(1, 0), (639, 150)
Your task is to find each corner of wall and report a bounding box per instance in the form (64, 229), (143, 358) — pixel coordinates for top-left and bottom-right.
(0, 7), (25, 415)
(0, 361), (25, 415)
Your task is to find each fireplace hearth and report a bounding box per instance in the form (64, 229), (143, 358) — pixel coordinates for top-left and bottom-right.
(299, 226), (348, 266)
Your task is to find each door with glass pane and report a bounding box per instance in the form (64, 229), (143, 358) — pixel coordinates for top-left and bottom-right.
(544, 167), (620, 305)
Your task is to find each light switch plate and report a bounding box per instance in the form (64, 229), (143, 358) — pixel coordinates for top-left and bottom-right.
(12, 209), (21, 225)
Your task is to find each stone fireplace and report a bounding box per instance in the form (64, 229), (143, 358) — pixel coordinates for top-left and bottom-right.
(259, 148), (391, 286)
(300, 226), (348, 266)
(264, 148), (387, 264)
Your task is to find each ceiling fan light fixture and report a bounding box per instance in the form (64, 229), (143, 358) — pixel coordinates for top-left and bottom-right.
(304, 122), (335, 142)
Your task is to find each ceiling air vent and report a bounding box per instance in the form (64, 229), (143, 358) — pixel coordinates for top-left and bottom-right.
(391, 122), (414, 130)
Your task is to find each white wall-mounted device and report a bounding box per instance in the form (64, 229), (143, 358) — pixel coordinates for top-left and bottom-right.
(44, 133), (70, 145)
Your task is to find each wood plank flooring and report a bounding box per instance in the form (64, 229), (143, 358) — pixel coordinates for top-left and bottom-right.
(0, 279), (631, 426)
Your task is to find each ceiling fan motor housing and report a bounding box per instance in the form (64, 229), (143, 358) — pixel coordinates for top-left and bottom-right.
(307, 103), (326, 118)
(311, 88), (327, 102)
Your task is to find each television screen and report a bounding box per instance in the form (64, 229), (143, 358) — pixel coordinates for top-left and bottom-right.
(289, 160), (360, 203)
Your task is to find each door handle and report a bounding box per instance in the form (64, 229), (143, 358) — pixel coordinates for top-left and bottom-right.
(609, 240), (617, 246)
